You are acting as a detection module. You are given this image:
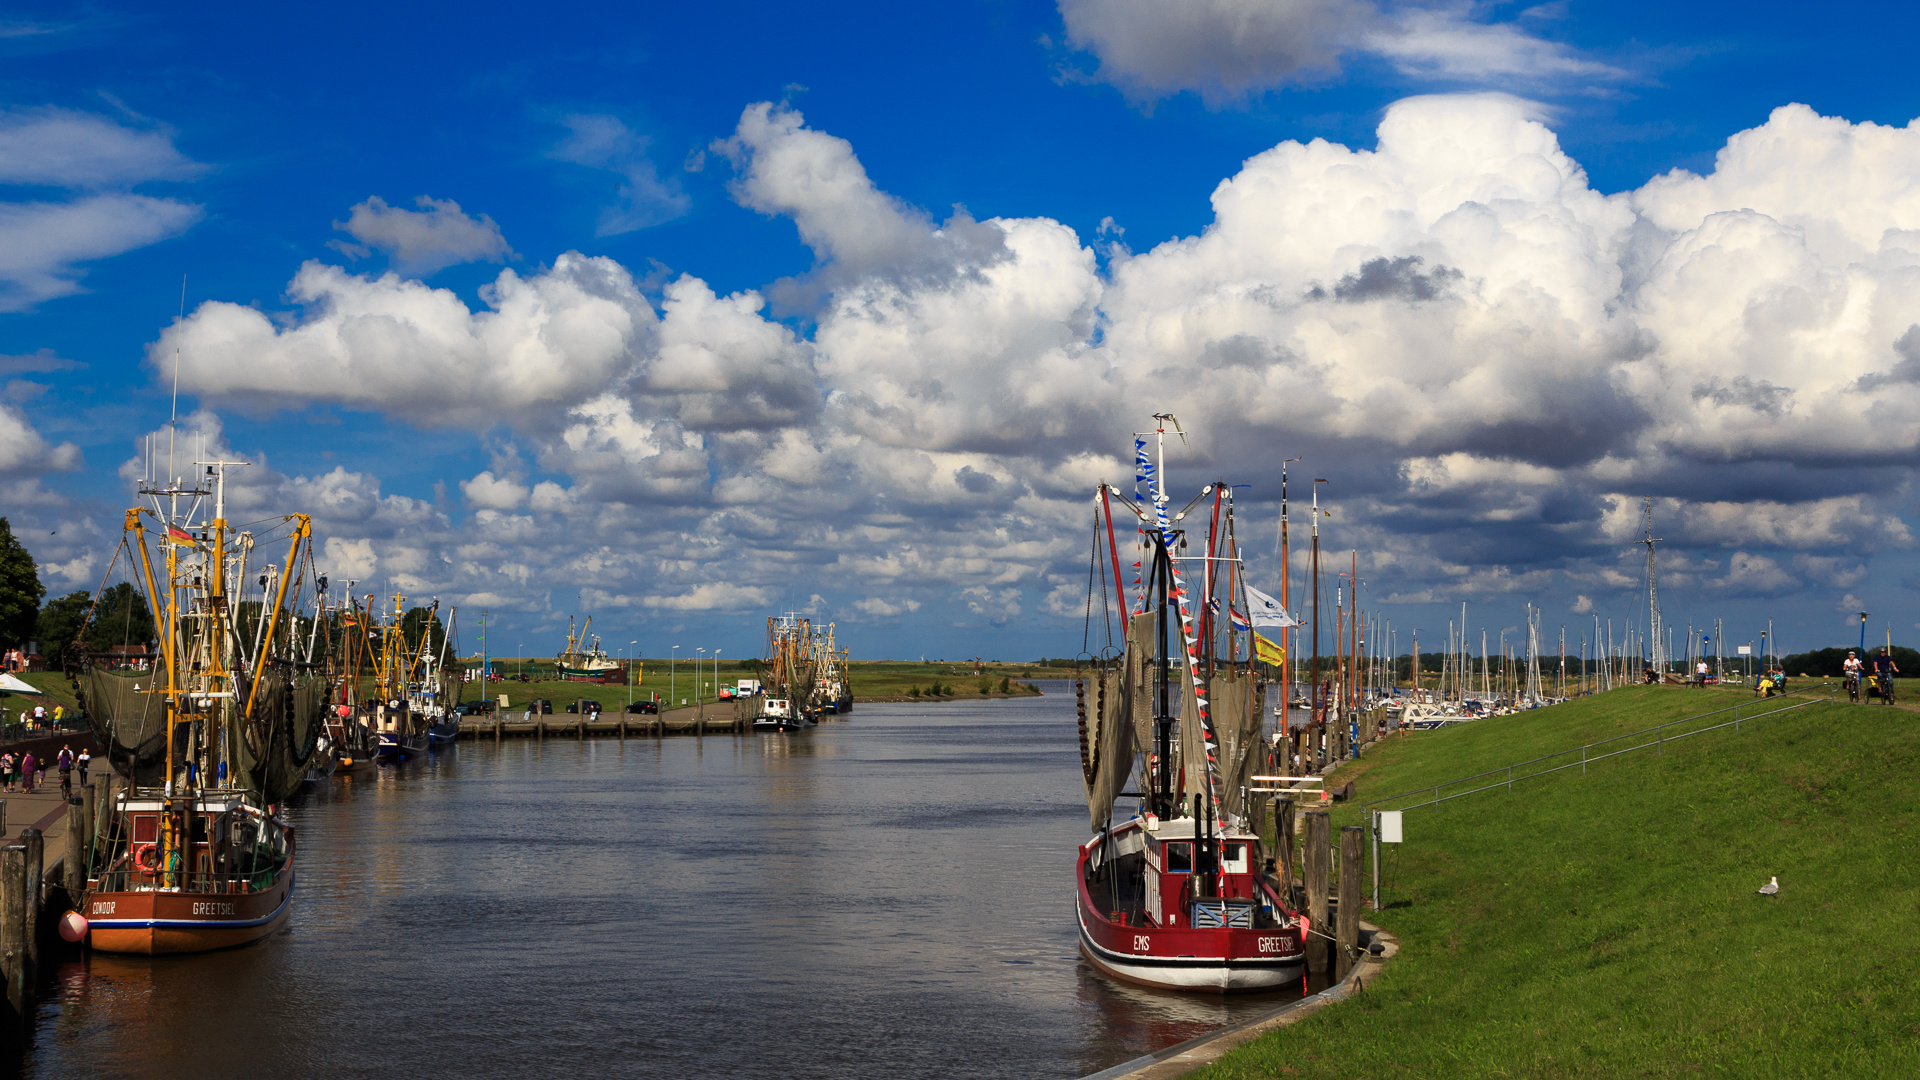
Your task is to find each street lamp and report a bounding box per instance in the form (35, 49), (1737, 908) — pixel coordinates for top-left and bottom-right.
(696, 647), (707, 714)
(672, 645), (680, 708)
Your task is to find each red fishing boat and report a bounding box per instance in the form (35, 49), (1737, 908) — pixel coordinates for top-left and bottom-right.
(75, 455), (323, 955)
(1077, 814), (1304, 991)
(1073, 415), (1306, 992)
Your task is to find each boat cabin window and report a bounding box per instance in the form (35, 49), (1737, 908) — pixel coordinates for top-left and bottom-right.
(1219, 842), (1249, 874)
(132, 815), (158, 843)
(1163, 842), (1192, 873)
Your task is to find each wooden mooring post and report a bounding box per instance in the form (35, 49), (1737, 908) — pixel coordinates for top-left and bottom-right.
(1273, 798), (1296, 899)
(0, 845), (24, 1023)
(65, 798), (86, 899)
(17, 830), (39, 983)
(1304, 810), (1330, 975)
(1337, 825), (1363, 980)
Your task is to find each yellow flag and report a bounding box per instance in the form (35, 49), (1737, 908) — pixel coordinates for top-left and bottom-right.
(1254, 632), (1285, 666)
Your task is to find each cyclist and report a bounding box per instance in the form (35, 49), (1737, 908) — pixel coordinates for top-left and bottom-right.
(1873, 649), (1900, 705)
(1843, 651), (1864, 702)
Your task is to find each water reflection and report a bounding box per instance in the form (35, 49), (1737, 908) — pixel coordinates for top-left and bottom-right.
(25, 685), (1303, 1080)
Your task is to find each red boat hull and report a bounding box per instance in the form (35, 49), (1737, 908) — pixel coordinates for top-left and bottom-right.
(1076, 828), (1306, 993)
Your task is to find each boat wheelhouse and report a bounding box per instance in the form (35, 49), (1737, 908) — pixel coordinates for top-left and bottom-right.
(753, 696), (805, 732)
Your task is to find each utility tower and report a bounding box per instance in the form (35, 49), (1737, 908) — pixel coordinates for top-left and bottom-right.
(1637, 497), (1666, 677)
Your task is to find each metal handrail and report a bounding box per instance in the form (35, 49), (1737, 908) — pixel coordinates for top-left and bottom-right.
(1360, 688), (1835, 817)
(92, 867), (283, 894)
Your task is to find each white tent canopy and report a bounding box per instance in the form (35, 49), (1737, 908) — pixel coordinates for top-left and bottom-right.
(0, 673), (44, 694)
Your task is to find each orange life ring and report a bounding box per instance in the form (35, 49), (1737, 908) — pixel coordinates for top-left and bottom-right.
(134, 843), (161, 872)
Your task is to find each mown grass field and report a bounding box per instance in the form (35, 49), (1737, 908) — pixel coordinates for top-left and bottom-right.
(1198, 684), (1920, 1079)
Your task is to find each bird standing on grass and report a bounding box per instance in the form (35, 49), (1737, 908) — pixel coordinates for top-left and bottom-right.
(1757, 876), (1779, 896)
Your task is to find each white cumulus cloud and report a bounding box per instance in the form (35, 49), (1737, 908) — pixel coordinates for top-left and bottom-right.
(0, 108), (202, 309)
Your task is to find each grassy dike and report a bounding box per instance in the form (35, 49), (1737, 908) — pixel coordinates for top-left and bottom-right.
(1196, 686), (1920, 1079)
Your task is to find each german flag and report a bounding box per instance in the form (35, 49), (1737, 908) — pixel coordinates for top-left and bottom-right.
(165, 526), (199, 548)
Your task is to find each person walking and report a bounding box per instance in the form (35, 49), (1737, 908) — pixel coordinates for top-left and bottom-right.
(0, 752), (13, 793)
(20, 752), (36, 794)
(57, 744), (73, 799)
(76, 747), (90, 787)
(1694, 660), (1709, 688)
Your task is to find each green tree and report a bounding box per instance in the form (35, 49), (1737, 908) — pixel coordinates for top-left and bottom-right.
(37, 584), (156, 669)
(0, 518), (44, 650)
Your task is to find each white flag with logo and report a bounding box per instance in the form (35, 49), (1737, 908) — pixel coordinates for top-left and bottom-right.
(1242, 584), (1300, 628)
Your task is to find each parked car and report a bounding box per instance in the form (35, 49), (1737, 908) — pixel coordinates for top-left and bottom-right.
(455, 701), (496, 716)
(564, 701), (605, 715)
(531, 698), (553, 715)
(626, 700), (659, 714)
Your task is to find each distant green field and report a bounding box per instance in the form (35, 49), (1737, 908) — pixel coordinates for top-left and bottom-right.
(452, 658), (1048, 709)
(1196, 685), (1920, 1080)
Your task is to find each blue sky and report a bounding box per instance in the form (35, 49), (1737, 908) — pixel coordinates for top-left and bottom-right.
(6, 0), (1920, 663)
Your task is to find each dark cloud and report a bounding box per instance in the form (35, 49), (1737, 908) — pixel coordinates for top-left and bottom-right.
(1306, 256), (1463, 304)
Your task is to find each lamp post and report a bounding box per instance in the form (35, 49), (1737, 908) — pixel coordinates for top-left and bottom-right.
(696, 647), (707, 716)
(672, 645), (679, 709)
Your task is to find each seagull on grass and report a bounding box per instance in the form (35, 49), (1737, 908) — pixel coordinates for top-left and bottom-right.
(1757, 876), (1779, 896)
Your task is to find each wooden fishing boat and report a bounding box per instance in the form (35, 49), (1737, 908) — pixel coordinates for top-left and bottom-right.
(84, 794), (294, 955)
(77, 455), (325, 954)
(1072, 415), (1306, 993)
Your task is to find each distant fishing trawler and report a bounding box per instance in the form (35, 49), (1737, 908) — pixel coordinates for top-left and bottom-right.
(811, 622), (853, 716)
(557, 615), (621, 681)
(1074, 415), (1307, 992)
(77, 458), (322, 954)
(755, 613), (818, 732)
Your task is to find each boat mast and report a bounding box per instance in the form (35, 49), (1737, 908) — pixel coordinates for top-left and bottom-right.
(1309, 480), (1325, 731)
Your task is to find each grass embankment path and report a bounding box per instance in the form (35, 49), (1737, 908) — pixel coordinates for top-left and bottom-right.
(1196, 685), (1920, 1079)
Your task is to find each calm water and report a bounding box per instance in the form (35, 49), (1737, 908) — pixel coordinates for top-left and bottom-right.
(23, 683), (1301, 1079)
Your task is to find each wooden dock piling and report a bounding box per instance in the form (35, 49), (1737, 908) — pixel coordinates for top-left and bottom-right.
(1273, 798), (1296, 899)
(0, 846), (24, 1021)
(1337, 825), (1363, 979)
(1304, 810), (1330, 975)
(65, 799), (85, 899)
(17, 830), (39, 981)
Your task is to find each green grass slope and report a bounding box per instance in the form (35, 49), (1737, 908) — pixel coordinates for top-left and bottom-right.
(1201, 686), (1920, 1079)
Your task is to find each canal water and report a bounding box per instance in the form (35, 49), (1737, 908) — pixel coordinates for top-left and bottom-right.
(23, 682), (1304, 1079)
